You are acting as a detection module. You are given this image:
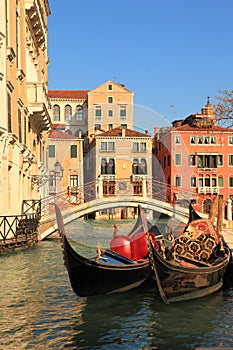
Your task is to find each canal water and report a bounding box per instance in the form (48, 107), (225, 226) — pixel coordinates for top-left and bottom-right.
(0, 218), (233, 350)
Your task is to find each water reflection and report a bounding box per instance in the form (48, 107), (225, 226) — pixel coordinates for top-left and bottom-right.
(67, 285), (233, 350)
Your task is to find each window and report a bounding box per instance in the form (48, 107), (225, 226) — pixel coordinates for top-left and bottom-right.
(65, 105), (72, 121)
(218, 176), (224, 187)
(108, 84), (113, 91)
(175, 154), (181, 166)
(70, 145), (77, 158)
(108, 96), (113, 103)
(175, 175), (181, 187)
(100, 142), (115, 152)
(190, 176), (196, 187)
(120, 105), (126, 119)
(132, 159), (139, 174)
(218, 155), (223, 166)
(175, 135), (181, 144)
(211, 136), (216, 144)
(229, 155), (233, 166)
(18, 108), (22, 143)
(190, 136), (196, 144)
(229, 177), (233, 187)
(75, 105), (83, 121)
(101, 158), (107, 174)
(49, 145), (55, 158)
(108, 110), (113, 117)
(204, 136), (210, 144)
(132, 158), (147, 175)
(198, 155), (217, 168)
(198, 136), (203, 144)
(121, 124), (127, 128)
(24, 115), (26, 144)
(95, 106), (102, 120)
(132, 142), (146, 152)
(53, 104), (60, 121)
(168, 155), (171, 166)
(229, 136), (233, 145)
(101, 158), (115, 174)
(70, 175), (78, 187)
(95, 124), (101, 130)
(140, 159), (147, 174)
(8, 93), (12, 132)
(189, 155), (196, 166)
(108, 124), (113, 130)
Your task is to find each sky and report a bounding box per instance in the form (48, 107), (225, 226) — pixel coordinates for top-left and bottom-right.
(48, 0), (233, 133)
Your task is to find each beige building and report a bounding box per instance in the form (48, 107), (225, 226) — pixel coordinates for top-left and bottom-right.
(48, 80), (134, 139)
(87, 80), (134, 137)
(0, 0), (51, 215)
(85, 126), (152, 218)
(48, 90), (89, 137)
(48, 128), (83, 203)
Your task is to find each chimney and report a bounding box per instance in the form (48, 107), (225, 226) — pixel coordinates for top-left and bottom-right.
(145, 130), (148, 135)
(122, 128), (126, 137)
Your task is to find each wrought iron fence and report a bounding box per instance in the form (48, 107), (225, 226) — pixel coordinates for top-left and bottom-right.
(0, 214), (39, 246)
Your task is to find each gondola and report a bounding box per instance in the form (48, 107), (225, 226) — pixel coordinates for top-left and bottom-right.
(54, 204), (159, 297)
(148, 203), (232, 304)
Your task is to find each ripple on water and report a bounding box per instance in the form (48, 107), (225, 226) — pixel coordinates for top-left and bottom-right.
(0, 221), (233, 349)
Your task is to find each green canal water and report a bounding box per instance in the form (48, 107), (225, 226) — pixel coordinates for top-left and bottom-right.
(0, 218), (233, 349)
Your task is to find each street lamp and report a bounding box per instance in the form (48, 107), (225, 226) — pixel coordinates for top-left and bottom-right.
(54, 160), (64, 178)
(49, 161), (64, 194)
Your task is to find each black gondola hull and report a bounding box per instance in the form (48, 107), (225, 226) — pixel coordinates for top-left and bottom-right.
(149, 240), (231, 303)
(62, 234), (150, 297)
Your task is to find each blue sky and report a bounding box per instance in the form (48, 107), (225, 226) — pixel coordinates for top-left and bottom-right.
(48, 0), (233, 133)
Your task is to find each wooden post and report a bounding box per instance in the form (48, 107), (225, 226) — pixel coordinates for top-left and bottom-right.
(217, 195), (224, 251)
(209, 196), (218, 222)
(217, 195), (223, 235)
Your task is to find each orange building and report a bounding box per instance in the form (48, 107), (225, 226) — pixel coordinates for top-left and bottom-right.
(153, 99), (233, 216)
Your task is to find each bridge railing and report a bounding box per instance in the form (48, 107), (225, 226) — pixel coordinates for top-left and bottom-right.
(39, 178), (197, 219)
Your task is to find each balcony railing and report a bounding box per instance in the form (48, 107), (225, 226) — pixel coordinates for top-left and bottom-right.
(27, 82), (51, 131)
(197, 168), (217, 172)
(197, 186), (219, 194)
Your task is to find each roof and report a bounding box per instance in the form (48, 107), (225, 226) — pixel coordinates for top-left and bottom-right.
(96, 126), (150, 138)
(48, 90), (89, 99)
(49, 129), (79, 140)
(173, 124), (233, 133)
(89, 80), (134, 94)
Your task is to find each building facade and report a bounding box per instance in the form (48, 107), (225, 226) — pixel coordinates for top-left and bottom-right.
(153, 99), (233, 215)
(48, 80), (134, 139)
(87, 80), (134, 137)
(0, 0), (51, 215)
(85, 126), (152, 218)
(48, 90), (89, 137)
(48, 128), (83, 202)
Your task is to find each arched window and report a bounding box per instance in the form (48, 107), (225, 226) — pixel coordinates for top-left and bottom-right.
(101, 158), (107, 174)
(139, 159), (147, 174)
(132, 159), (139, 174)
(76, 105), (83, 121)
(108, 158), (115, 175)
(53, 104), (60, 121)
(65, 105), (72, 121)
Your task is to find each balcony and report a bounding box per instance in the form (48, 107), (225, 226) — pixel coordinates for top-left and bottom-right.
(197, 187), (219, 194)
(197, 168), (217, 172)
(27, 82), (51, 131)
(25, 0), (51, 48)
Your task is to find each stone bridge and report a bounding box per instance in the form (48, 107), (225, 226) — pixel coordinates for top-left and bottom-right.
(38, 195), (190, 240)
